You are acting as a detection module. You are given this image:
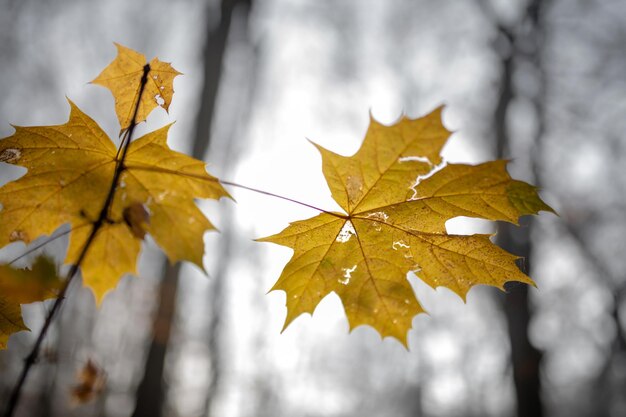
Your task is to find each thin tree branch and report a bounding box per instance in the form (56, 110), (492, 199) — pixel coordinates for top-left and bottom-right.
(2, 64), (151, 417)
(6, 224), (89, 266)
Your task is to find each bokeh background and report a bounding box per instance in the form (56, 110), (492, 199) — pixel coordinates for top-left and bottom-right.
(1, 0), (625, 416)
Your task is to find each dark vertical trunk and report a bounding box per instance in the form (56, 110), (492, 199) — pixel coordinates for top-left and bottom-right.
(482, 1), (549, 416)
(131, 0), (251, 415)
(495, 33), (543, 416)
(203, 2), (255, 416)
(499, 222), (543, 417)
(202, 214), (229, 417)
(191, 0), (251, 160)
(131, 263), (180, 417)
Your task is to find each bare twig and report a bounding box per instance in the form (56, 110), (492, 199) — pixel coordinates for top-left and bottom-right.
(3, 64), (151, 417)
(6, 224), (90, 266)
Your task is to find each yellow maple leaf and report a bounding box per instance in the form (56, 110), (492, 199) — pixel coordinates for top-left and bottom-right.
(0, 100), (228, 303)
(0, 257), (61, 349)
(91, 43), (181, 131)
(260, 107), (554, 346)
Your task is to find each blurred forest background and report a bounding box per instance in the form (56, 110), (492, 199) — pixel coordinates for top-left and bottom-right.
(0, 0), (625, 416)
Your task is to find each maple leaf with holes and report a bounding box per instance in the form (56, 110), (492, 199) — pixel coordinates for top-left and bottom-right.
(92, 43), (181, 131)
(0, 257), (61, 349)
(0, 101), (229, 303)
(260, 107), (554, 346)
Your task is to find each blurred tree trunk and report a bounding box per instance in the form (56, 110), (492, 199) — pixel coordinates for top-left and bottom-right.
(478, 1), (549, 416)
(131, 1), (252, 416)
(202, 2), (255, 416)
(131, 263), (179, 417)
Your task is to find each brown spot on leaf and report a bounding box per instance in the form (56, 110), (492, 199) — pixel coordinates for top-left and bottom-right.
(9, 229), (28, 242)
(123, 202), (150, 239)
(0, 148), (22, 164)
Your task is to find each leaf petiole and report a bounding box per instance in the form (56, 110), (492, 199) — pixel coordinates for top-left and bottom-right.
(123, 164), (347, 220)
